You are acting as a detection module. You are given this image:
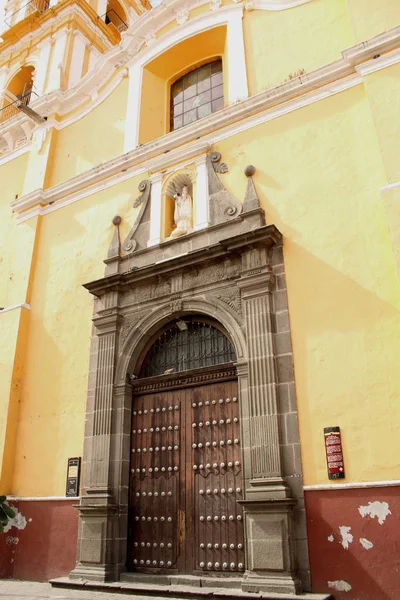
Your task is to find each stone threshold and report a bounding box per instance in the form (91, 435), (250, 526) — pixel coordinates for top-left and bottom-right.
(50, 575), (332, 600)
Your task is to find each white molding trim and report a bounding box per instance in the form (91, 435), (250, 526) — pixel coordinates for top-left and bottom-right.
(1, 3), (114, 59)
(0, 8), (399, 163)
(147, 172), (163, 247)
(7, 496), (78, 501)
(248, 0), (312, 10)
(0, 141), (31, 166)
(194, 155), (209, 231)
(381, 180), (400, 193)
(124, 4), (247, 151)
(0, 302), (31, 314)
(304, 480), (400, 492)
(343, 25), (400, 66)
(11, 71), (361, 222)
(355, 47), (400, 76)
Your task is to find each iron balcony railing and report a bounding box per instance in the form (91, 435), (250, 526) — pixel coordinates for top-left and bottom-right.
(102, 8), (128, 33)
(0, 89), (38, 123)
(4, 0), (50, 28)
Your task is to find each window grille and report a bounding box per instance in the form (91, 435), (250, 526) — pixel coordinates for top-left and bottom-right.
(170, 60), (223, 131)
(140, 319), (236, 378)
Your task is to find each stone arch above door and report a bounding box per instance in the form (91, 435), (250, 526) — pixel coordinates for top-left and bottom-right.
(72, 168), (309, 593)
(115, 298), (248, 385)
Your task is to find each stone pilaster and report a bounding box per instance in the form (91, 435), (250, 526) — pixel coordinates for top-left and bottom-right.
(71, 292), (124, 581)
(237, 246), (301, 594)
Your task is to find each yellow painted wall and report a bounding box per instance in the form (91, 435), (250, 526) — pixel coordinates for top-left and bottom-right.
(45, 77), (129, 189)
(8, 83), (400, 493)
(10, 174), (144, 496)
(0, 309), (22, 492)
(243, 0), (354, 95)
(211, 85), (400, 485)
(2, 0), (400, 496)
(382, 186), (400, 283)
(362, 63), (400, 184)
(0, 308), (31, 493)
(0, 152), (31, 308)
(0, 154), (40, 493)
(346, 0), (400, 43)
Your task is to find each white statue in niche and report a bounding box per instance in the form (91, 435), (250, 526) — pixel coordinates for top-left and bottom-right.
(166, 173), (193, 239)
(171, 185), (193, 238)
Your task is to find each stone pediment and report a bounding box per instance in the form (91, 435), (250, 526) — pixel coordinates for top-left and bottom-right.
(103, 154), (268, 279)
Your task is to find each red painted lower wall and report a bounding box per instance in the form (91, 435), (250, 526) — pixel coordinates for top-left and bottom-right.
(305, 486), (400, 600)
(2, 487), (399, 596)
(0, 499), (78, 582)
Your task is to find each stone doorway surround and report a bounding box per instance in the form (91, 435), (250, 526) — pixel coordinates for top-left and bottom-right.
(71, 156), (309, 594)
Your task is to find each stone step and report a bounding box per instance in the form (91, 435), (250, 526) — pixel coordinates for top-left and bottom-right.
(51, 575), (333, 600)
(120, 573), (243, 589)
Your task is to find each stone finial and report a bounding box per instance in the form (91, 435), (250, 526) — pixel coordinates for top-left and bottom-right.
(245, 164), (256, 178)
(243, 165), (260, 212)
(107, 215), (121, 259)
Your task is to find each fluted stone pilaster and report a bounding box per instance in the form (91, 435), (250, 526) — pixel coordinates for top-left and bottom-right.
(238, 262), (287, 497)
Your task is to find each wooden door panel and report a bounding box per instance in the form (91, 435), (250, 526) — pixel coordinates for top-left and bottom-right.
(128, 374), (244, 575)
(191, 380), (245, 573)
(128, 391), (182, 572)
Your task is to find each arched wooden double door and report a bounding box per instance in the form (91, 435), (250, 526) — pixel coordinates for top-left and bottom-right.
(127, 320), (245, 575)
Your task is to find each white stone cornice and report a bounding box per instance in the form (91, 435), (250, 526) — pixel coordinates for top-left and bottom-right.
(11, 71), (362, 222)
(0, 2), (114, 58)
(0, 4), (399, 161)
(0, 302), (31, 314)
(304, 479), (400, 492)
(355, 47), (400, 77)
(381, 180), (400, 194)
(343, 25), (400, 66)
(7, 495), (76, 501)
(243, 0), (312, 9)
(0, 141), (31, 166)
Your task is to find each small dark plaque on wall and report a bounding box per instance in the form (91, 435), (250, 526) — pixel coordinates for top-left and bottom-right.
(324, 426), (345, 480)
(66, 457), (81, 497)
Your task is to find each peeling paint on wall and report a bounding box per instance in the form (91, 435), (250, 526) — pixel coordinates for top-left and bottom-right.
(359, 537), (374, 550)
(3, 507), (27, 533)
(339, 525), (353, 549)
(5, 536), (19, 545)
(358, 501), (391, 525)
(328, 580), (352, 592)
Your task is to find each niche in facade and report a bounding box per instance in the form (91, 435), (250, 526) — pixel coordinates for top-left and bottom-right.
(163, 170), (195, 239)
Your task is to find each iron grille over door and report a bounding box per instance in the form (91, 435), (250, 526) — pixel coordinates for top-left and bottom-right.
(140, 320), (236, 378)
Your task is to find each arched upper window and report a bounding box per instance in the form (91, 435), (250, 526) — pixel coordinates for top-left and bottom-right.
(1, 66), (34, 123)
(170, 60), (223, 131)
(104, 0), (128, 33)
(139, 318), (236, 378)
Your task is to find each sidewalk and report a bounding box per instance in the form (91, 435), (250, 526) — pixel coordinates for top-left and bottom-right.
(0, 580), (167, 600)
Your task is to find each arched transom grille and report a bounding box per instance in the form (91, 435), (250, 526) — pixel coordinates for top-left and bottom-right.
(140, 320), (236, 378)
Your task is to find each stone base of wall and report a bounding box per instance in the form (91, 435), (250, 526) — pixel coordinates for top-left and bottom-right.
(305, 485), (400, 600)
(0, 499), (78, 582)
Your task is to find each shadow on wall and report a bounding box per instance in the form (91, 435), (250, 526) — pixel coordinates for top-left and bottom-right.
(306, 487), (399, 600)
(278, 238), (400, 481)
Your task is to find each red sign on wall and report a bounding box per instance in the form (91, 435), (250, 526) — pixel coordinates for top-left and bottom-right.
(324, 427), (345, 480)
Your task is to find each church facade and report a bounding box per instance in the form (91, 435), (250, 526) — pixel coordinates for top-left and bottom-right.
(1, 1), (400, 599)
